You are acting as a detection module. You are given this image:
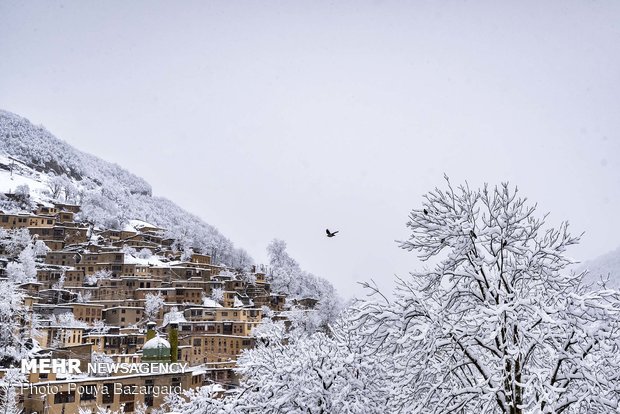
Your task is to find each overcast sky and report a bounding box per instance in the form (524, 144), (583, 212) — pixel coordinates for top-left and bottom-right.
(1, 1), (619, 298)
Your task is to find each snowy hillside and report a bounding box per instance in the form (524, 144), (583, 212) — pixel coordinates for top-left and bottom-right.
(0, 110), (150, 195)
(0, 109), (249, 267)
(0, 153), (50, 199)
(580, 245), (620, 288)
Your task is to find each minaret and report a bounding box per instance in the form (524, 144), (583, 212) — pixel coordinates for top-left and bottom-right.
(169, 322), (178, 363)
(146, 321), (156, 341)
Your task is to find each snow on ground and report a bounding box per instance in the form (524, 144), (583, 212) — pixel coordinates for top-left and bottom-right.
(0, 153), (51, 204)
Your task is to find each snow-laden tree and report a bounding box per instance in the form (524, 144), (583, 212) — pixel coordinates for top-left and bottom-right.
(240, 271), (256, 286)
(181, 247), (194, 262)
(91, 319), (110, 335)
(52, 312), (88, 328)
(76, 290), (93, 303)
(0, 281), (33, 366)
(350, 179), (620, 413)
(145, 293), (165, 321)
(266, 239), (300, 294)
(170, 328), (389, 414)
(46, 174), (78, 202)
(120, 244), (136, 255)
(279, 307), (324, 339)
(46, 174), (65, 199)
(0, 368), (26, 414)
(232, 248), (253, 271)
(165, 385), (232, 414)
(266, 239), (343, 330)
(5, 244), (37, 283)
(33, 239), (49, 257)
(0, 228), (31, 256)
(163, 307), (186, 325)
(84, 269), (113, 286)
(79, 406), (125, 414)
(134, 402), (149, 414)
(90, 351), (114, 377)
(250, 317), (287, 346)
(12, 184), (32, 209)
(210, 288), (224, 304)
(51, 269), (66, 290)
(79, 191), (123, 229)
(138, 248), (153, 259)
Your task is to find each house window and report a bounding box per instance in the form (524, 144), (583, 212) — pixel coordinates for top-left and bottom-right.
(102, 383), (114, 404)
(80, 385), (97, 401)
(144, 379), (154, 407)
(54, 392), (75, 404)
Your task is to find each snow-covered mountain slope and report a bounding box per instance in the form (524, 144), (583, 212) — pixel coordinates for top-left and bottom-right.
(0, 110), (150, 195)
(0, 109), (250, 267)
(0, 153), (50, 198)
(579, 246), (620, 289)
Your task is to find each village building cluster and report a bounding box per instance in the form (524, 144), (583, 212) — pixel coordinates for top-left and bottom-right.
(0, 202), (291, 414)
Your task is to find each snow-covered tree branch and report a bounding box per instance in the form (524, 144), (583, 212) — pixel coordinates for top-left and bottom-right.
(350, 178), (620, 413)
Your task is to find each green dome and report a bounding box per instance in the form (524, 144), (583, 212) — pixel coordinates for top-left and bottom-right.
(142, 336), (171, 362)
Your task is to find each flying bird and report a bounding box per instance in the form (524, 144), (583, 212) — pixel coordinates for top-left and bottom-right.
(326, 229), (339, 238)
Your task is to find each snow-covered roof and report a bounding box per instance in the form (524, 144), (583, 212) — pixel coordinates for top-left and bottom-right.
(163, 311), (187, 326)
(123, 219), (161, 232)
(123, 254), (168, 266)
(233, 296), (245, 308)
(143, 336), (170, 350)
(201, 298), (223, 308)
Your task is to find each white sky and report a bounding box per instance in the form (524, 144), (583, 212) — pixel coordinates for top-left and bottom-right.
(1, 1), (619, 299)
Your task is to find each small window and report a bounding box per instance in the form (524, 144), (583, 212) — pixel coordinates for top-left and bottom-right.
(54, 392), (75, 404)
(102, 383), (114, 404)
(80, 385), (97, 401)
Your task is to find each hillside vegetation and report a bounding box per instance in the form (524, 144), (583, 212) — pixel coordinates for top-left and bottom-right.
(0, 109), (246, 267)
